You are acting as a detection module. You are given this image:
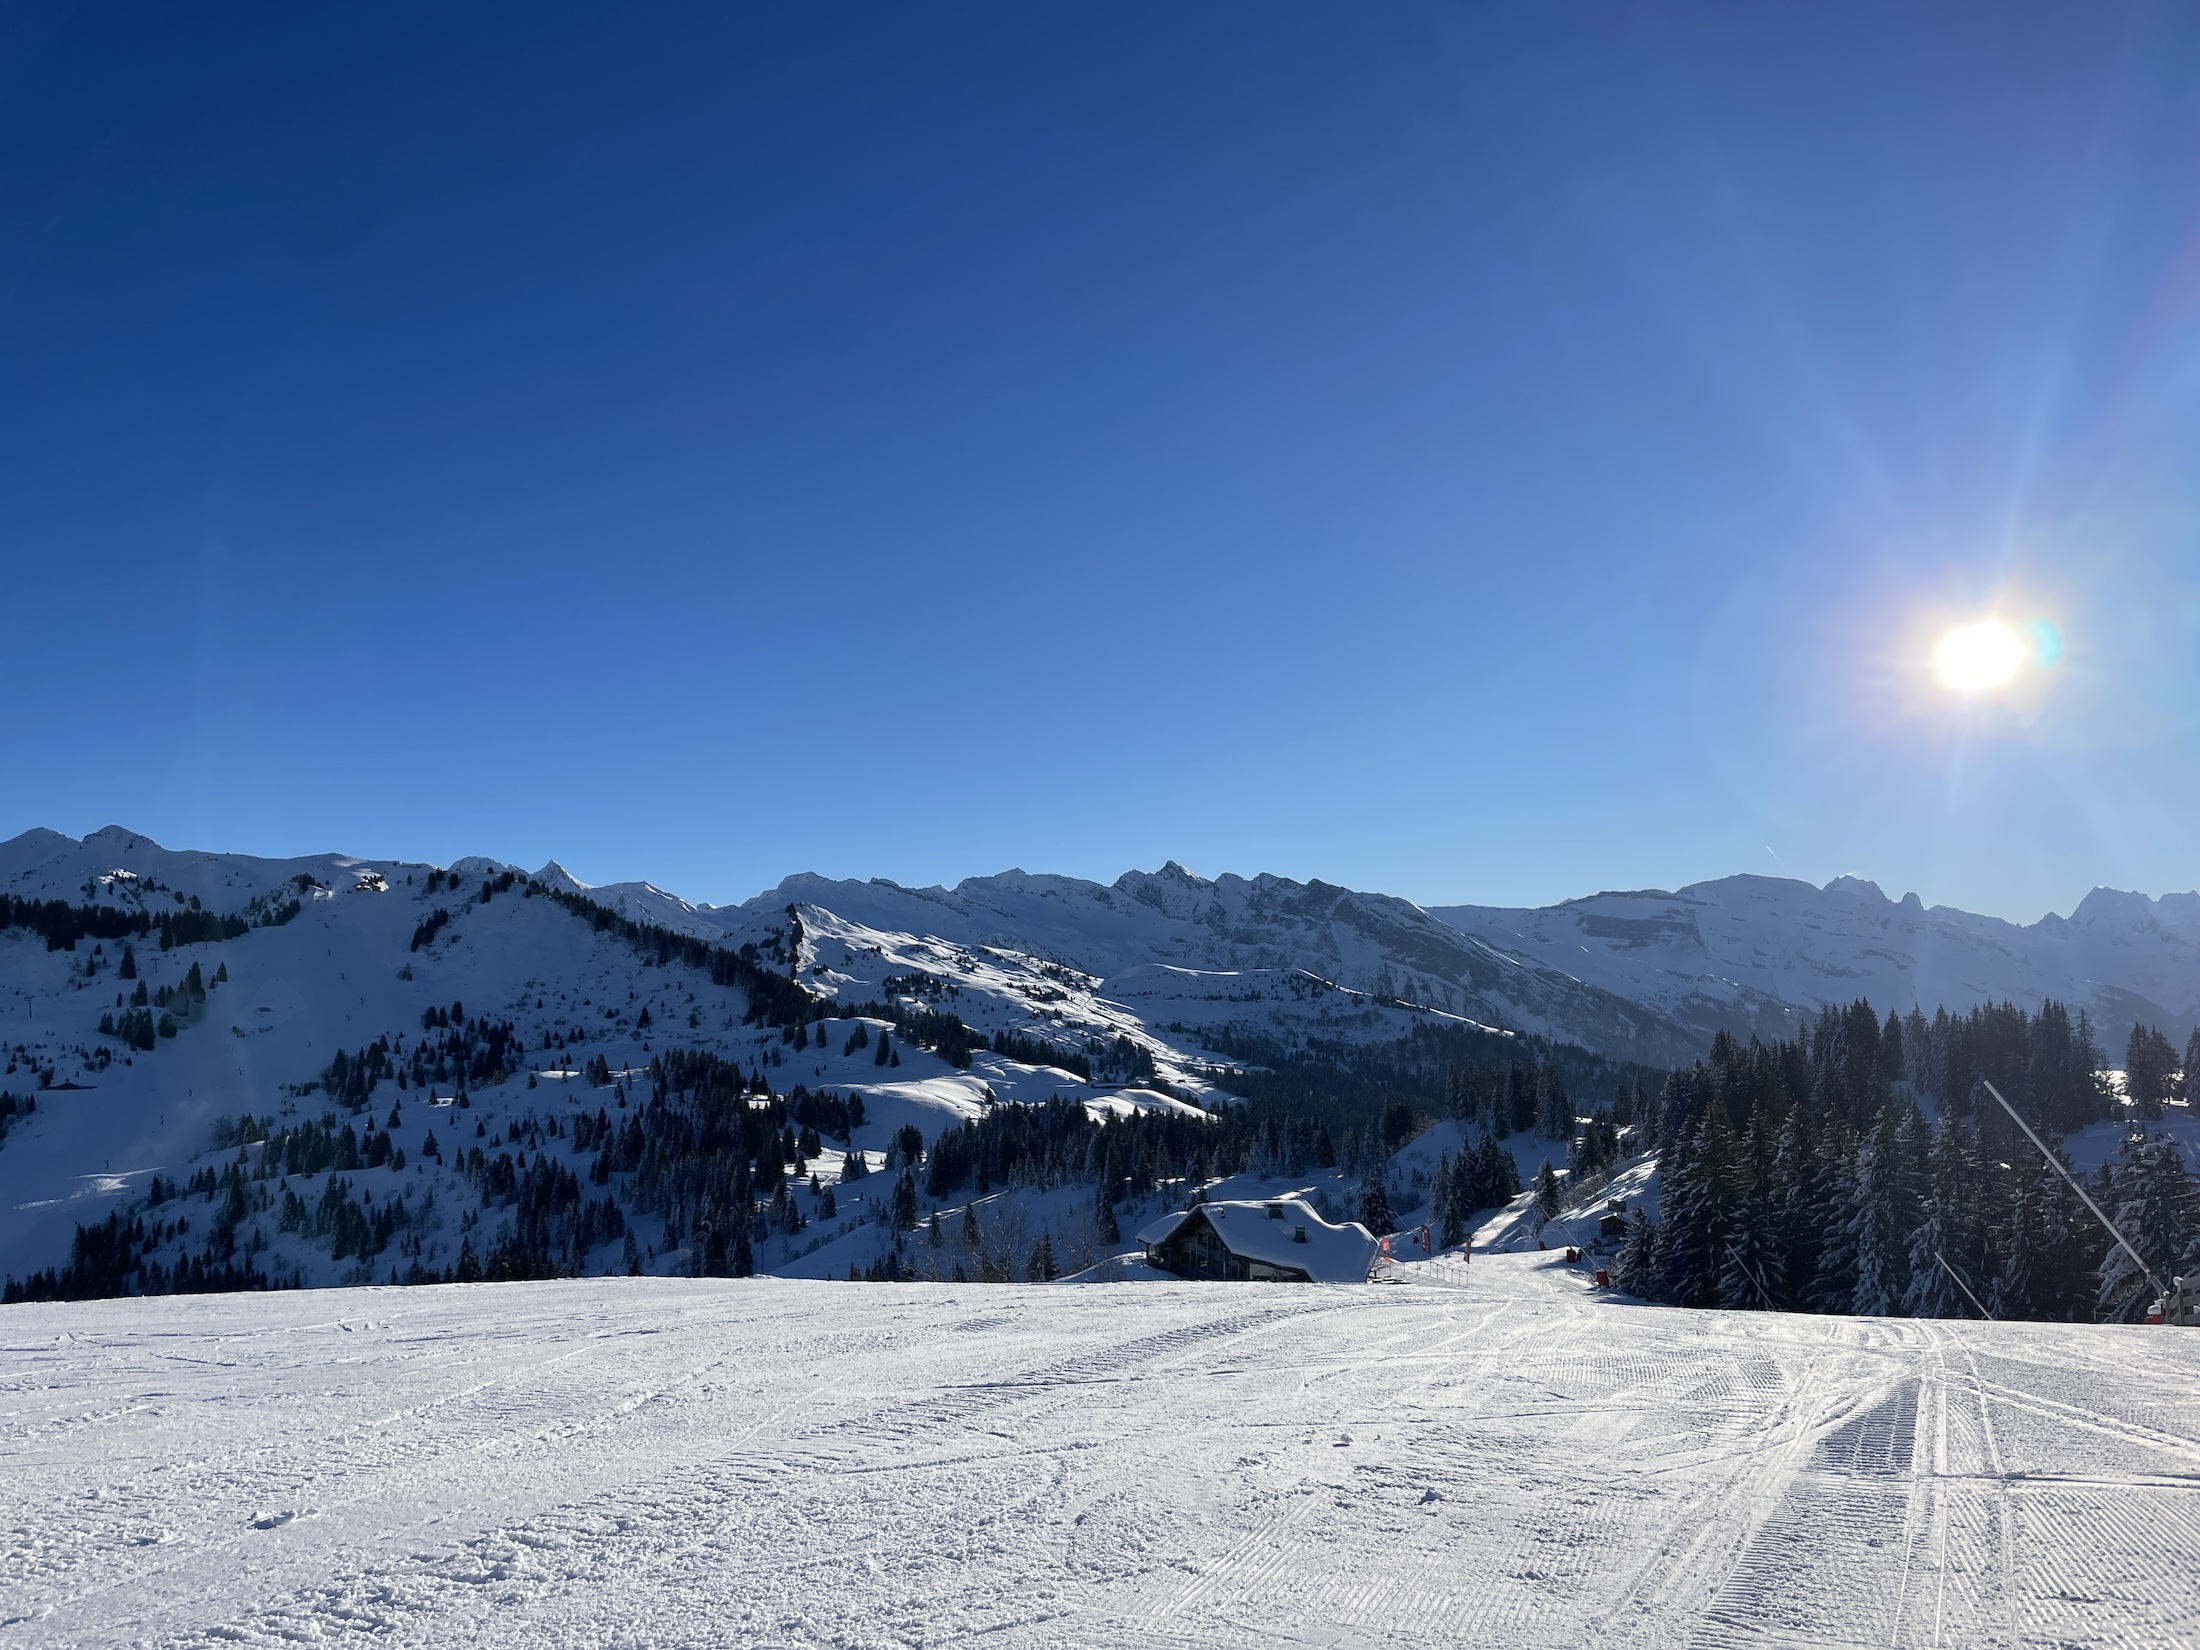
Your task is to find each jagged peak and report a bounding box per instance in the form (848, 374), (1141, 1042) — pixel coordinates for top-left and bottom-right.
(2068, 886), (2160, 928)
(1824, 875), (1888, 902)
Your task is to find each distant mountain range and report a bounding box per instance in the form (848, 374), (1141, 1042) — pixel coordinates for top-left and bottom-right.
(3, 825), (2193, 1289)
(9, 828), (2192, 1079)
(1430, 873), (2200, 1057)
(555, 854), (2199, 1061)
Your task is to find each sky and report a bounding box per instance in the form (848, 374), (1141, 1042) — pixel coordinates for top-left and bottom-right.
(3, 4), (2198, 922)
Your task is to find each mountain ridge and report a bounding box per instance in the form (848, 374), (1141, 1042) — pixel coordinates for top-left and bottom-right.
(1429, 870), (2200, 1055)
(13, 826), (2192, 1059)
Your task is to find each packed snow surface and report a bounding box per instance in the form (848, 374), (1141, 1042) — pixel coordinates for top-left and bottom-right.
(7, 1258), (2199, 1647)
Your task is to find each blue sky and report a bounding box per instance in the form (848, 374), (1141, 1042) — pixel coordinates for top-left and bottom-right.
(3, 4), (2197, 920)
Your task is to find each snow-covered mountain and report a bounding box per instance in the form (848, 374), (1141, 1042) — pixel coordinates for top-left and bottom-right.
(1429, 874), (2200, 1056)
(0, 827), (1231, 1293)
(697, 862), (1700, 1068)
(5, 824), (2192, 1295)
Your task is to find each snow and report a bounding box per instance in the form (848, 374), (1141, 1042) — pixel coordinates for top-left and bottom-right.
(1432, 872), (2200, 1057)
(2061, 1109), (2200, 1176)
(3, 822), (2190, 1300)
(5, 1260), (2199, 1646)
(705, 862), (1696, 1067)
(0, 830), (1210, 1287)
(1137, 1195), (1380, 1282)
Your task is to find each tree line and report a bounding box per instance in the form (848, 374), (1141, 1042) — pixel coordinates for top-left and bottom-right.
(1612, 998), (2187, 1323)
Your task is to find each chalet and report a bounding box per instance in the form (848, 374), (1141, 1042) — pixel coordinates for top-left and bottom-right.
(1599, 1200), (1629, 1241)
(1136, 1196), (1379, 1283)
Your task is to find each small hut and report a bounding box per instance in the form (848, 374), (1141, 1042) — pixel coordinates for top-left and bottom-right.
(1136, 1196), (1378, 1283)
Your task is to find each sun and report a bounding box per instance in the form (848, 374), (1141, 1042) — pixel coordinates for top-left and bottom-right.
(1935, 619), (2023, 692)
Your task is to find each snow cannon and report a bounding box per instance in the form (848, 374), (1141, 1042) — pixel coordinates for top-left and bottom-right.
(2153, 1278), (2198, 1328)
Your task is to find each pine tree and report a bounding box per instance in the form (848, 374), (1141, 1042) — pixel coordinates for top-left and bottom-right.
(1903, 1117), (1983, 1317)
(118, 944), (136, 980)
(1538, 1066), (1572, 1141)
(1807, 1131), (1859, 1313)
(1028, 1232), (1057, 1282)
(1505, 1062), (1535, 1135)
(1767, 1101), (1820, 1309)
(1989, 1173), (2037, 1321)
(1611, 1210), (1660, 1299)
(2131, 1135), (2191, 1303)
(2126, 1023), (2179, 1119)
(1474, 1129), (1519, 1210)
(2096, 1139), (2157, 1322)
(1903, 1196), (1965, 1317)
(1446, 1065), (1475, 1124)
(1660, 1104), (1735, 1310)
(1433, 1153), (1467, 1248)
(1357, 1168), (1396, 1237)
(1095, 1192), (1120, 1246)
(1533, 1159), (1562, 1227)
(1717, 1180), (1779, 1311)
(1848, 1107), (1913, 1316)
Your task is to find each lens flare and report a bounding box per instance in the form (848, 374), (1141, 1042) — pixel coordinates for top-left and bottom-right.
(1935, 619), (2023, 692)
(2024, 616), (2064, 667)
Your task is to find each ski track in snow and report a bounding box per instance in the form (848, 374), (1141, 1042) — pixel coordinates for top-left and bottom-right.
(5, 1258), (2198, 1648)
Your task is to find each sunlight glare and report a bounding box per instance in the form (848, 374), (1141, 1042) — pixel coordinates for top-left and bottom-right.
(1935, 619), (2023, 692)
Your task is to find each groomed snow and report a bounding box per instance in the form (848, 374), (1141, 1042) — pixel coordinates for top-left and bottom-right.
(6, 1258), (2198, 1646)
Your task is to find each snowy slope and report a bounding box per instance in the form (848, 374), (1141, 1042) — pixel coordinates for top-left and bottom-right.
(11, 825), (2192, 1295)
(6, 1264), (2198, 1647)
(709, 862), (1700, 1066)
(1433, 873), (2200, 1054)
(0, 829), (1194, 1290)
(705, 896), (1512, 1102)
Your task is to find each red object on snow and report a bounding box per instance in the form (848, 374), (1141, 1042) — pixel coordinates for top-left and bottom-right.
(1595, 1269), (1610, 1288)
(1565, 1247), (1580, 1264)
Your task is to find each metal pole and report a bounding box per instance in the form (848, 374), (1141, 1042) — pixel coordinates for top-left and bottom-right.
(1980, 1078), (2158, 1301)
(1933, 1249), (1993, 1320)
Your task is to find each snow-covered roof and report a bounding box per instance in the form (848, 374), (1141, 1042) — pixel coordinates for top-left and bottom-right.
(1139, 1197), (1378, 1283)
(1134, 1208), (1194, 1248)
